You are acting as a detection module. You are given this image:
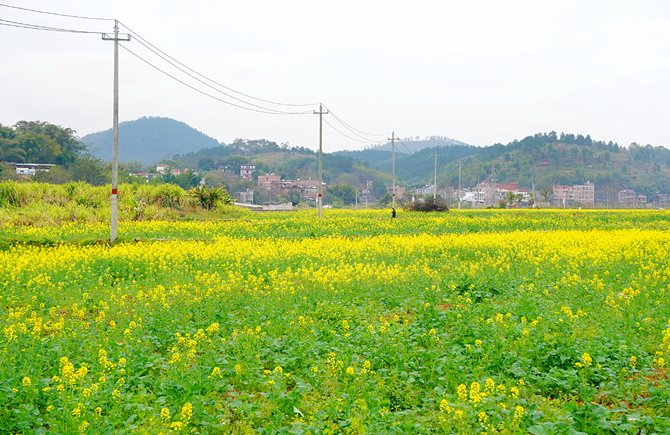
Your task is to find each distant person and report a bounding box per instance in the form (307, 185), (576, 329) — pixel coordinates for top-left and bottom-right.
(392, 207), (396, 219)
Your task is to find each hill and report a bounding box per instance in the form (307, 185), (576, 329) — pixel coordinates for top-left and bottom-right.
(365, 136), (469, 153)
(81, 117), (223, 165)
(338, 132), (670, 201)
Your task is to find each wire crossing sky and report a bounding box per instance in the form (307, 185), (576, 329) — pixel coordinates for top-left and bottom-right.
(1, 0), (669, 153)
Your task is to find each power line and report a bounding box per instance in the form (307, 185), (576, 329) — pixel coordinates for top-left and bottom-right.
(124, 35), (310, 115)
(0, 18), (102, 34)
(0, 3), (113, 21)
(0, 2), (318, 110)
(119, 44), (312, 115)
(322, 105), (391, 138)
(322, 117), (385, 144)
(396, 136), (418, 156)
(118, 21), (318, 109)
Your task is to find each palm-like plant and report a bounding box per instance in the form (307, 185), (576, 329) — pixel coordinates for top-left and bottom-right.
(189, 183), (233, 210)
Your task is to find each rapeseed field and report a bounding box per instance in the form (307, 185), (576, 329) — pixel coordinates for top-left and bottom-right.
(1, 210), (670, 433)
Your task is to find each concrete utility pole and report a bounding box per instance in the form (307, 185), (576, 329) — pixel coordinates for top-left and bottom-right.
(103, 21), (130, 243)
(389, 132), (397, 209)
(434, 151), (438, 200)
(458, 160), (462, 212)
(313, 104), (328, 219)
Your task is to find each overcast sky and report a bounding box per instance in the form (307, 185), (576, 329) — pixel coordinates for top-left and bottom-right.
(1, 0), (669, 153)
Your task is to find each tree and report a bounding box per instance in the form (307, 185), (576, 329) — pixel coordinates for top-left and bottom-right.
(13, 120), (85, 167)
(220, 156), (250, 174)
(127, 160), (144, 173)
(198, 157), (215, 172)
(507, 191), (516, 207)
(328, 184), (357, 205)
(71, 156), (110, 186)
(540, 186), (553, 202)
(0, 137), (26, 163)
(514, 193), (524, 207)
(163, 169), (199, 190)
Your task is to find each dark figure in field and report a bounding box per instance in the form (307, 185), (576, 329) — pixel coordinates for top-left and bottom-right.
(392, 208), (396, 219)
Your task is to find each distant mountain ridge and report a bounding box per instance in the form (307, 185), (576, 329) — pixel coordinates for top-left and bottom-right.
(81, 117), (223, 164)
(365, 136), (470, 154)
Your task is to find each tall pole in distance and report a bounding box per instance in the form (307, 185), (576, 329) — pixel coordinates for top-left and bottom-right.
(313, 104), (328, 219)
(458, 160), (462, 212)
(103, 21), (130, 243)
(389, 132), (396, 209)
(434, 151), (438, 200)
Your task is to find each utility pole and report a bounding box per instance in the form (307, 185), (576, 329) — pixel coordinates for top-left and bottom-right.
(389, 132), (397, 209)
(313, 104), (328, 219)
(434, 151), (438, 200)
(103, 20), (131, 243)
(532, 178), (536, 208)
(458, 161), (462, 211)
(355, 188), (358, 210)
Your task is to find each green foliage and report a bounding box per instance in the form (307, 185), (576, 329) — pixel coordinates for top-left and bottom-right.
(328, 183), (357, 205)
(70, 155), (110, 186)
(197, 157), (215, 172)
(80, 116), (222, 165)
(189, 184), (233, 210)
(160, 169), (199, 190)
(219, 156), (250, 174)
(408, 198), (449, 212)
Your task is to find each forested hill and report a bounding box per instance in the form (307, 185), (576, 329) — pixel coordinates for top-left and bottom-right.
(337, 132), (670, 198)
(81, 117), (223, 165)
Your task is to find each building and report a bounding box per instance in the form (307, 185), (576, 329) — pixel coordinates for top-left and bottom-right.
(415, 184), (437, 196)
(235, 189), (254, 204)
(130, 172), (158, 181)
(573, 183), (594, 205)
(270, 179), (324, 201)
(156, 164), (169, 174)
(553, 182), (594, 205)
(618, 189), (636, 203)
(240, 164), (256, 180)
(257, 174), (281, 189)
(6, 162), (55, 177)
(475, 182), (498, 206)
(553, 185), (573, 204)
(387, 186), (406, 197)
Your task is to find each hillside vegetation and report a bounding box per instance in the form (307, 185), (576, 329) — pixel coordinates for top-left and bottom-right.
(343, 132), (670, 199)
(82, 117), (222, 165)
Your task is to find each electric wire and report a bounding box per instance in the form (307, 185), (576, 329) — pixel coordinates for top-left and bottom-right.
(0, 5), (417, 147)
(322, 118), (386, 145)
(0, 1), (318, 110)
(0, 18), (102, 34)
(119, 44), (312, 115)
(0, 3), (113, 21)
(125, 34), (311, 115)
(322, 104), (391, 138)
(118, 21), (318, 108)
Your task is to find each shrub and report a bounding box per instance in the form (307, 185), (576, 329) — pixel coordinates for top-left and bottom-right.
(189, 184), (232, 210)
(408, 198), (449, 212)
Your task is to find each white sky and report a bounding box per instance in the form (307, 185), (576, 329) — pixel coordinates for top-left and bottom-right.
(1, 0), (669, 153)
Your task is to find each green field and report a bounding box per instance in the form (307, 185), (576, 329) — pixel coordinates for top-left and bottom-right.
(1, 209), (670, 434)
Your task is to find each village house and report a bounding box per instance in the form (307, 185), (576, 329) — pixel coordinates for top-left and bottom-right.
(240, 164), (256, 180)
